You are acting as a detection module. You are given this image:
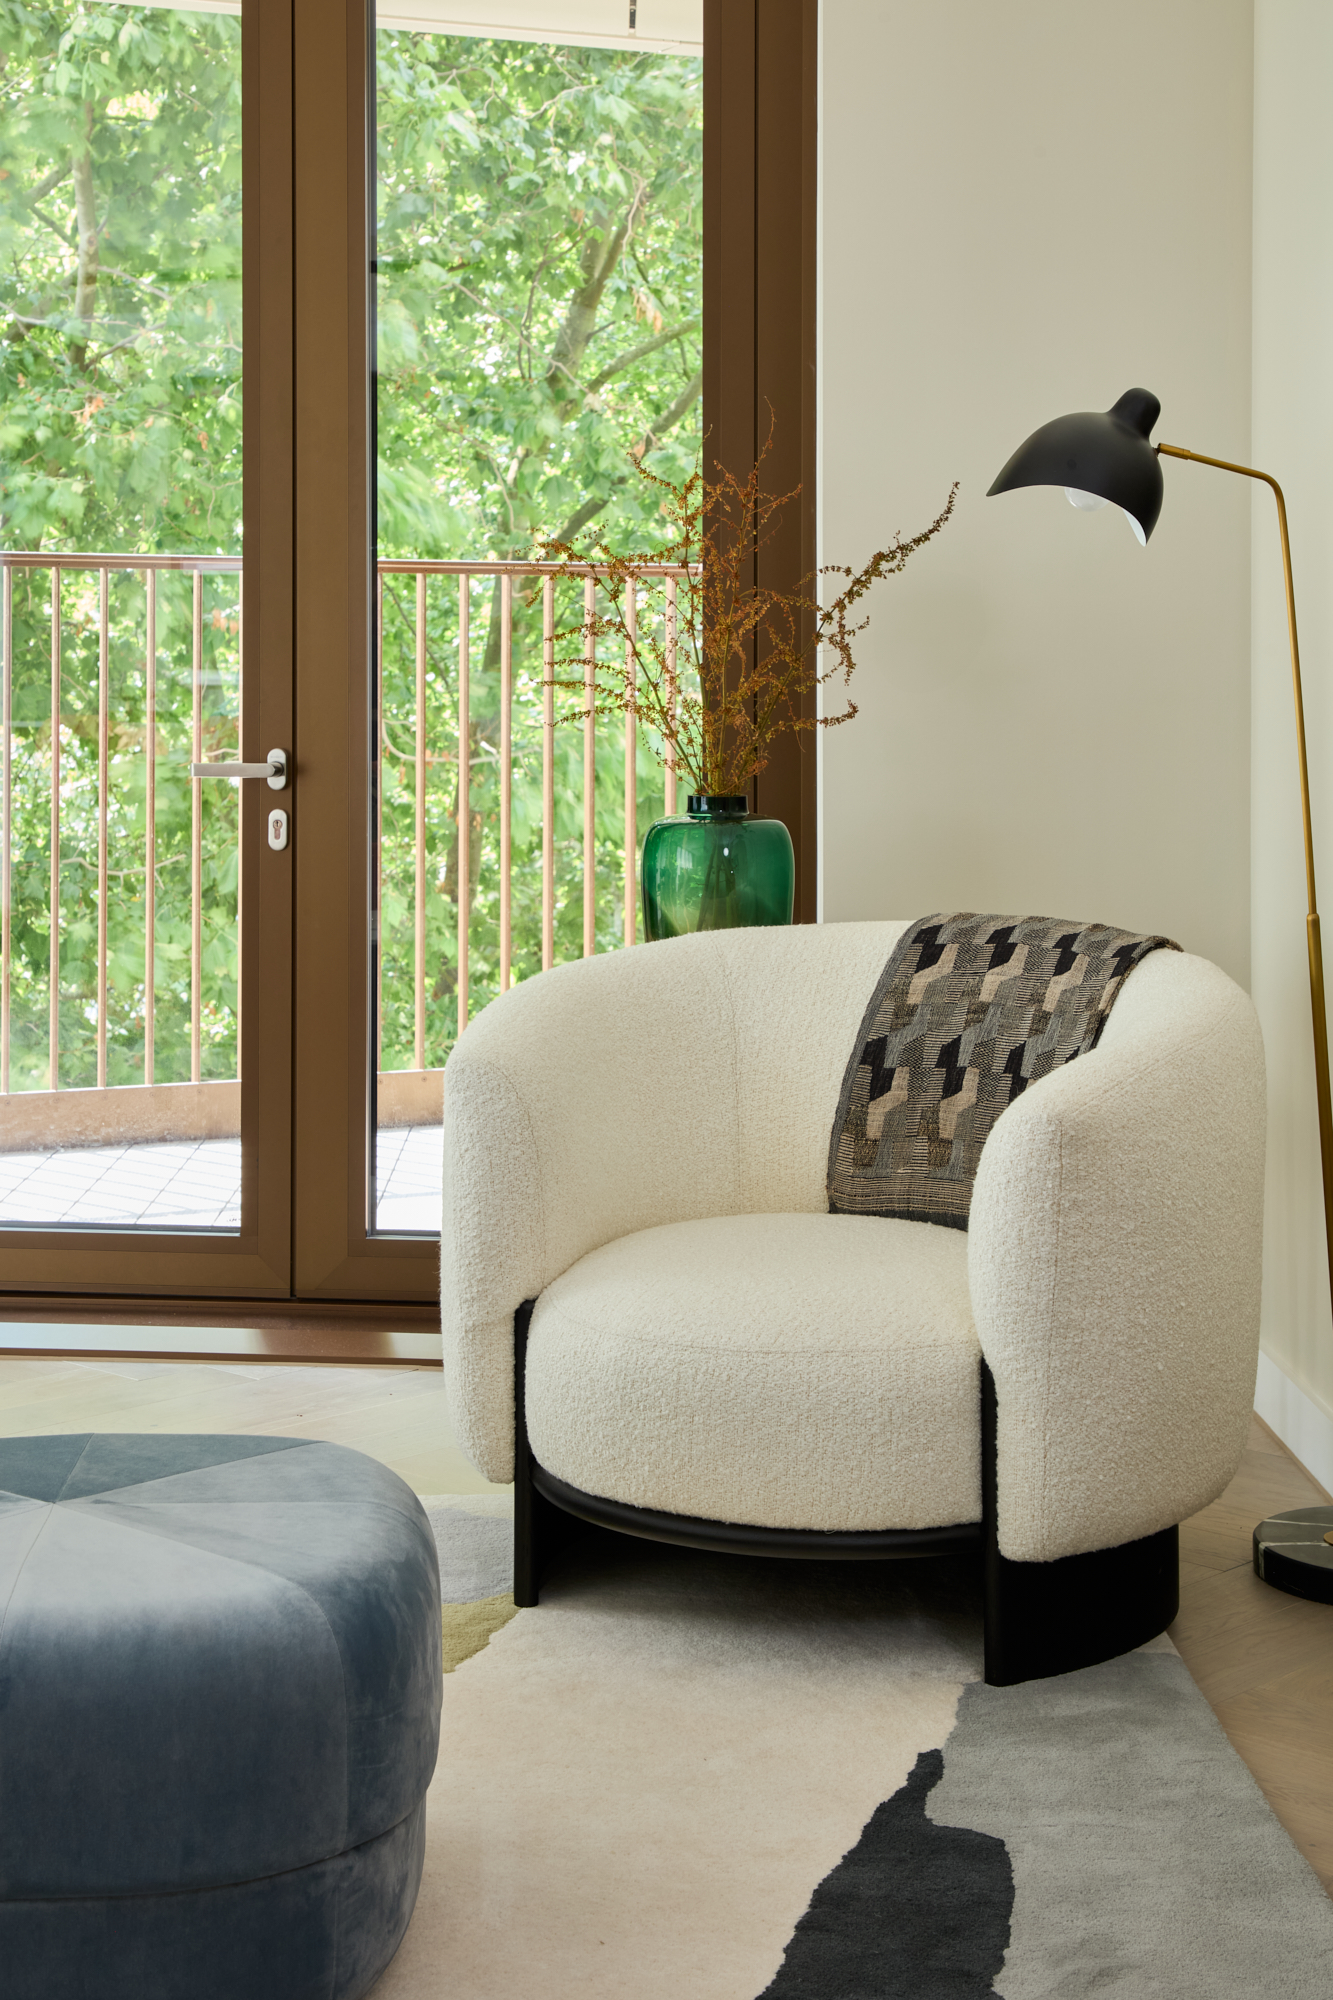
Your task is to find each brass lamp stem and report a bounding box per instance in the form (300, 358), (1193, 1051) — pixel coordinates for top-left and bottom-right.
(1158, 441), (1333, 1311)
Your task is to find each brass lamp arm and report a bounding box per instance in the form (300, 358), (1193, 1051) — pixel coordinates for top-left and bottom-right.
(1158, 443), (1315, 917)
(1157, 439), (1333, 1309)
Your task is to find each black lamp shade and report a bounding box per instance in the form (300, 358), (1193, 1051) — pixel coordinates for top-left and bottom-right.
(988, 387), (1164, 542)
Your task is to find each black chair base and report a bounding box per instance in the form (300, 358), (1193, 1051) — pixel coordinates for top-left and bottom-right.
(512, 1305), (1179, 1687)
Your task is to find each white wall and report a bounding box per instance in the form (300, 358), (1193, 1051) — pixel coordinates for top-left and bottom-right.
(1252, 0), (1333, 1474)
(818, 0), (1254, 992)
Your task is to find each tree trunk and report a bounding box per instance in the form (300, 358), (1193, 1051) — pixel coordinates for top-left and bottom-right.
(543, 209), (631, 418)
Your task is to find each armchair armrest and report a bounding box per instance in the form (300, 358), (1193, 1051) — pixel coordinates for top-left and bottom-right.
(968, 949), (1265, 1562)
(440, 921), (906, 1482)
(440, 936), (748, 1482)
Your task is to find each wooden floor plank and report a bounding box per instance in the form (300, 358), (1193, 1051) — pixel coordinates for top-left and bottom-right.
(1253, 1412), (1333, 1500)
(1179, 1507), (1253, 1572)
(1207, 1706), (1333, 1890)
(1172, 1559), (1332, 1703)
(1246, 1416), (1290, 1456)
(1172, 1430), (1333, 1896)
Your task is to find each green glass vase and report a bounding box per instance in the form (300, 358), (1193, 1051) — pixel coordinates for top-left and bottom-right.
(641, 796), (795, 941)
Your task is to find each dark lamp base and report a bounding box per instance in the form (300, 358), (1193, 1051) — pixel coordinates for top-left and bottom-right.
(1253, 1507), (1333, 1604)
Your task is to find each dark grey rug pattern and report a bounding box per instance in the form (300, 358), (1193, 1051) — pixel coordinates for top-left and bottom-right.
(760, 1747), (1013, 1998)
(759, 1645), (1333, 1999)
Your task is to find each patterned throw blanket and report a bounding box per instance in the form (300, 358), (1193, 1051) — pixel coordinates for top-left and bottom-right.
(827, 913), (1180, 1231)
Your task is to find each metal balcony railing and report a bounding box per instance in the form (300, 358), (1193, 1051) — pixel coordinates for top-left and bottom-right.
(0, 550), (690, 1140)
(376, 558), (686, 1054)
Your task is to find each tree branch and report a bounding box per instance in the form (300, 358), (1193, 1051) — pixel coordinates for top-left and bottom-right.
(542, 188), (645, 413)
(25, 161), (71, 209)
(552, 487), (617, 549)
(585, 318), (698, 396)
(90, 326), (147, 363)
(98, 264), (174, 303)
(29, 202), (75, 248)
(631, 368), (702, 459)
(550, 369), (703, 545)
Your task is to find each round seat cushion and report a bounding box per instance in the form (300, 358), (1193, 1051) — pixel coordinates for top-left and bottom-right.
(0, 1433), (441, 2000)
(524, 1211), (982, 1534)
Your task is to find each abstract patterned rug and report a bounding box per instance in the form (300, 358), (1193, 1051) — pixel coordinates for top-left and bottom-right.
(382, 1496), (1333, 1999)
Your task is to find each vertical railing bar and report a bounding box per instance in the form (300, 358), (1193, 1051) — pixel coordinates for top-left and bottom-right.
(1, 562), (11, 1094)
(96, 566), (109, 1089)
(541, 575), (555, 972)
(623, 579), (636, 947)
(499, 571), (513, 990)
(144, 567), (156, 1088)
(376, 567), (384, 1078)
(582, 573), (596, 957)
(664, 574), (677, 817)
(49, 565), (60, 1091)
(414, 569), (427, 1074)
(457, 574), (470, 1040)
(190, 567), (202, 1084)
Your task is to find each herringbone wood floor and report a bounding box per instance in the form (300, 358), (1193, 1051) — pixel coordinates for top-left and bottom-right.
(0, 1357), (1327, 1891)
(1171, 1412), (1333, 1894)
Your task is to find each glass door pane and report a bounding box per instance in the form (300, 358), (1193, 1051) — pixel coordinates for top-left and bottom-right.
(371, 0), (703, 1234)
(0, 0), (244, 1232)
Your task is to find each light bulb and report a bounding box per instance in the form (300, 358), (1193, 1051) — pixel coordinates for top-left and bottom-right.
(1065, 486), (1147, 545)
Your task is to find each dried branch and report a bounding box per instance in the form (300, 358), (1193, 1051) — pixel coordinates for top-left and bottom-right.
(541, 428), (957, 796)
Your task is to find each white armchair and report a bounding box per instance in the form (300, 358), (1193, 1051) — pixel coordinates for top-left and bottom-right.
(440, 921), (1265, 1683)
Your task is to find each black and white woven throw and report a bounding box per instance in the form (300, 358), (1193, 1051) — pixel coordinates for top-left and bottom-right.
(827, 913), (1180, 1231)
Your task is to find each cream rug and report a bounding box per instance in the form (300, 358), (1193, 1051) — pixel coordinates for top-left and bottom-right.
(380, 1500), (1333, 1999)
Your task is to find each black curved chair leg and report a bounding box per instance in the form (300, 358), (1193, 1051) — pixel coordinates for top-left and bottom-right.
(512, 1300), (580, 1606)
(980, 1363), (1179, 1686)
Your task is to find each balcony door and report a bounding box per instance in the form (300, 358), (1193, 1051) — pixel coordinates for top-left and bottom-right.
(0, 0), (440, 1304)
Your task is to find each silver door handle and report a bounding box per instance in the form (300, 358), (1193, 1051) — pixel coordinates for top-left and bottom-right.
(190, 747), (288, 791)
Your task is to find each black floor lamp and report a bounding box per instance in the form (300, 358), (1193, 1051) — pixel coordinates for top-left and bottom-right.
(989, 388), (1333, 1604)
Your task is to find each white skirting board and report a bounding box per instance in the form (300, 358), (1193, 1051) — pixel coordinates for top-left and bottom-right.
(1255, 1350), (1333, 1498)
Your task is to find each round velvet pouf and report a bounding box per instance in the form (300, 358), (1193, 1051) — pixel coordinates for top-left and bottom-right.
(0, 1434), (442, 2000)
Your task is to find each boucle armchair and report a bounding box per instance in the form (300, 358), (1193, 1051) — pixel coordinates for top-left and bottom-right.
(440, 920), (1265, 1684)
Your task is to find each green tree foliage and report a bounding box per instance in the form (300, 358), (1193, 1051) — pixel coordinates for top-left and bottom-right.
(0, 0), (242, 553)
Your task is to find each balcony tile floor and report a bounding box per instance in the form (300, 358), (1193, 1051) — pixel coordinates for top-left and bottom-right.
(0, 1125), (443, 1234)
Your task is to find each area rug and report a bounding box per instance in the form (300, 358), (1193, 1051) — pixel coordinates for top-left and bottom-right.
(388, 1496), (1333, 1999)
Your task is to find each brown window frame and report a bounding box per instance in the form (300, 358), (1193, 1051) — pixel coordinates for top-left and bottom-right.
(704, 0), (819, 923)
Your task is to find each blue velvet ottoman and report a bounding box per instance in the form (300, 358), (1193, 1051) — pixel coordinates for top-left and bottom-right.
(0, 1434), (442, 2000)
